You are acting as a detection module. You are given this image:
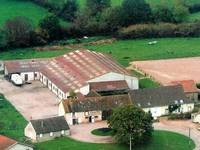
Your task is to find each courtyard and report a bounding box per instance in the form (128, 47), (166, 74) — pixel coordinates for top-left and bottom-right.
(130, 57), (200, 85)
(0, 75), (59, 120)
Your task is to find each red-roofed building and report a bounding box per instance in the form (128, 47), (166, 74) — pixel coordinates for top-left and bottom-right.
(171, 80), (199, 101)
(39, 50), (138, 99)
(0, 135), (33, 150)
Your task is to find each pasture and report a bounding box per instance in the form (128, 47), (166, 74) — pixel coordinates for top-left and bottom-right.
(0, 0), (51, 27)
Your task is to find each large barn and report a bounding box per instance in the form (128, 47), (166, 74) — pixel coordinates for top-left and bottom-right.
(3, 50), (138, 100)
(39, 50), (138, 99)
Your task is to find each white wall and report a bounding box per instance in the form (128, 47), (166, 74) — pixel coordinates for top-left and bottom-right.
(88, 72), (138, 89)
(9, 143), (33, 150)
(24, 123), (37, 141)
(0, 61), (3, 71)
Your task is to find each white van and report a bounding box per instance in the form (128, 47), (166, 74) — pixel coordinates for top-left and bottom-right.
(11, 74), (23, 86)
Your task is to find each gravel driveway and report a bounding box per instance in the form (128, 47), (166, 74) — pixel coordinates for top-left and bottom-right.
(0, 75), (59, 120)
(70, 121), (113, 143)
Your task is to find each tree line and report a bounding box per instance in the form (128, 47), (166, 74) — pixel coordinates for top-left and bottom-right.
(0, 0), (197, 50)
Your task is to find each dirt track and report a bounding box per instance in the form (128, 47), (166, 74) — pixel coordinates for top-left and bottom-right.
(129, 57), (200, 85)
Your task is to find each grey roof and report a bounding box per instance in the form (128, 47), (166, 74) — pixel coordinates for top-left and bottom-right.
(129, 85), (193, 108)
(63, 94), (131, 113)
(30, 116), (69, 134)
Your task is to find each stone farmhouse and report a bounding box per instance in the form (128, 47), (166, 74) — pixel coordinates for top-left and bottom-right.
(25, 116), (70, 142)
(3, 50), (138, 100)
(59, 85), (194, 123)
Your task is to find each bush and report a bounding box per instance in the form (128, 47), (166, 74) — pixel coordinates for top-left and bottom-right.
(117, 22), (200, 39)
(189, 3), (200, 13)
(168, 112), (191, 120)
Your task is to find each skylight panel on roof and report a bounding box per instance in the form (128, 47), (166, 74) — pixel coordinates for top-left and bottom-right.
(69, 52), (74, 55)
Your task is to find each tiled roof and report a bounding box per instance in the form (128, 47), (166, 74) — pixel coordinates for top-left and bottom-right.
(89, 80), (129, 92)
(171, 80), (199, 93)
(129, 85), (193, 108)
(0, 135), (16, 150)
(62, 94), (131, 113)
(30, 116), (69, 134)
(4, 59), (49, 74)
(41, 50), (130, 93)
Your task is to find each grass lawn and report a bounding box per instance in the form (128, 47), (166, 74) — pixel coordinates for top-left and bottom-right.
(91, 128), (115, 136)
(35, 130), (195, 150)
(139, 78), (160, 89)
(0, 94), (27, 141)
(0, 48), (71, 60)
(86, 38), (200, 66)
(0, 0), (51, 27)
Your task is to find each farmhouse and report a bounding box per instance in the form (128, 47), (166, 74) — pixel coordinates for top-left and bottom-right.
(59, 94), (131, 125)
(25, 116), (70, 142)
(170, 80), (199, 101)
(129, 85), (194, 119)
(39, 50), (138, 99)
(4, 59), (49, 82)
(0, 135), (33, 150)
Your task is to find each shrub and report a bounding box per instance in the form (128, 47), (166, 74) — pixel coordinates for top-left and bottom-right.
(168, 112), (191, 120)
(189, 3), (200, 13)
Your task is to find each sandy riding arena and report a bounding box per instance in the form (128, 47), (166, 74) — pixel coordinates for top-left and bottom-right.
(129, 57), (200, 85)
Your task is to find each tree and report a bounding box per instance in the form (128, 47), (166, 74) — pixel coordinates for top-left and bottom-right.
(108, 105), (153, 146)
(122, 0), (152, 26)
(4, 16), (33, 47)
(59, 0), (78, 21)
(173, 0), (189, 23)
(86, 0), (111, 16)
(39, 14), (62, 41)
(99, 6), (124, 32)
(0, 29), (7, 49)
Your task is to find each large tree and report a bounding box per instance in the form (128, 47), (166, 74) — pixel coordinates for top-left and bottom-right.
(39, 14), (61, 41)
(86, 0), (111, 16)
(4, 16), (33, 47)
(59, 0), (78, 21)
(122, 0), (152, 26)
(108, 105), (153, 146)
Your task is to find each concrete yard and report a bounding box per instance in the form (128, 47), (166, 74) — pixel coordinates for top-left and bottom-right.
(0, 75), (59, 120)
(130, 57), (200, 85)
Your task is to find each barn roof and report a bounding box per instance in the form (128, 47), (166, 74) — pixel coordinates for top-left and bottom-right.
(4, 59), (49, 74)
(30, 116), (69, 134)
(41, 50), (130, 93)
(89, 80), (129, 92)
(170, 80), (199, 93)
(129, 85), (193, 108)
(62, 94), (131, 113)
(0, 135), (17, 150)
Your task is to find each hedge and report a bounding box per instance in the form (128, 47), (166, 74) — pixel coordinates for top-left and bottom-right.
(117, 22), (200, 39)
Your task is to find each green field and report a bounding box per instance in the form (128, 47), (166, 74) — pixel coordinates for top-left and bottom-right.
(0, 0), (51, 27)
(35, 130), (195, 150)
(86, 38), (200, 66)
(2, 38), (200, 67)
(139, 78), (160, 89)
(0, 94), (27, 141)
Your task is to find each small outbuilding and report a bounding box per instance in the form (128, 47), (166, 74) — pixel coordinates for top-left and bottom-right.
(25, 116), (70, 142)
(0, 135), (33, 150)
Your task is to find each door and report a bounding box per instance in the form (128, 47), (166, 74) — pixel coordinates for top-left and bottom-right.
(25, 74), (28, 81)
(102, 110), (112, 120)
(89, 116), (92, 123)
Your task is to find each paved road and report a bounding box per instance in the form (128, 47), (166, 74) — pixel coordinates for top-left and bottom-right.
(0, 76), (59, 120)
(154, 119), (200, 150)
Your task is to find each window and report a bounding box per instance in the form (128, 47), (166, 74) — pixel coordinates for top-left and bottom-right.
(50, 132), (53, 136)
(39, 134), (43, 138)
(61, 130), (65, 135)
